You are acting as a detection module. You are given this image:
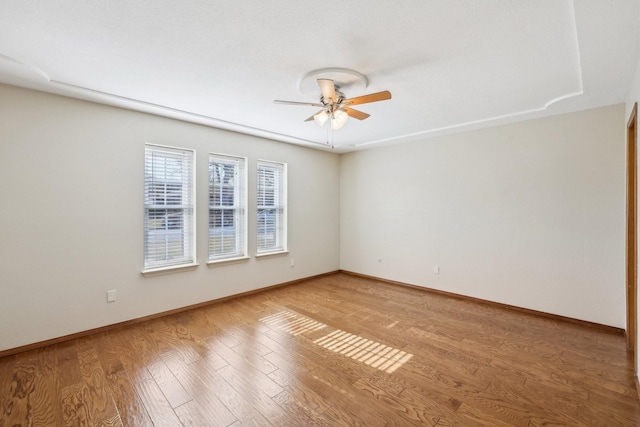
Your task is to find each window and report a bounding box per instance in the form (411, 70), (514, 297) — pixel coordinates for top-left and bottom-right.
(209, 153), (247, 261)
(257, 160), (287, 254)
(144, 144), (195, 270)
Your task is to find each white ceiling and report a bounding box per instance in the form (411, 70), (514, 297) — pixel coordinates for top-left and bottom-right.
(1, 0), (639, 152)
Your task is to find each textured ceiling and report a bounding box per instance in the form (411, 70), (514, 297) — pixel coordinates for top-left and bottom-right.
(1, 0), (639, 152)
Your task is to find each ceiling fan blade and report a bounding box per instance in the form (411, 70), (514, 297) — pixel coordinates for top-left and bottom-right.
(317, 79), (337, 103)
(274, 100), (324, 107)
(343, 90), (392, 106)
(305, 110), (326, 122)
(343, 107), (370, 120)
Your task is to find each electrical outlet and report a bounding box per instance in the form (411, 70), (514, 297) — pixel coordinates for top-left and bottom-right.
(434, 265), (440, 274)
(290, 258), (295, 268)
(107, 289), (117, 303)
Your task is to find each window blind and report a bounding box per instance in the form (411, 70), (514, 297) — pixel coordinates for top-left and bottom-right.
(144, 144), (195, 269)
(257, 160), (287, 254)
(209, 154), (247, 261)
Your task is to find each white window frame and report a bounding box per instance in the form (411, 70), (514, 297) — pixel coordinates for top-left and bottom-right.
(208, 153), (248, 264)
(143, 144), (197, 274)
(256, 160), (287, 256)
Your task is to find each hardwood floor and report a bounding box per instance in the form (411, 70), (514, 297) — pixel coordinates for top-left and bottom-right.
(1, 272), (638, 426)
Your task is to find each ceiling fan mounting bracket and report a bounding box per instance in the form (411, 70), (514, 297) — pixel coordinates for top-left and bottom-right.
(321, 88), (346, 107)
(298, 68), (368, 99)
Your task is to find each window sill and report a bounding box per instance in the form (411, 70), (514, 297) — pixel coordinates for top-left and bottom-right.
(141, 263), (199, 277)
(207, 256), (250, 266)
(255, 250), (289, 259)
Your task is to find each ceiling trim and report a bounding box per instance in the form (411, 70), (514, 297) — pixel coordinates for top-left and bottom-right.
(0, 45), (585, 152)
(354, 86), (585, 148)
(0, 53), (337, 151)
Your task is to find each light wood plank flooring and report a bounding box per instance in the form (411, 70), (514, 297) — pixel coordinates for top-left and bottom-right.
(1, 272), (639, 426)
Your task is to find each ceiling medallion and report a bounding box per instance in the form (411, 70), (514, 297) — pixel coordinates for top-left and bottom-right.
(298, 68), (368, 99)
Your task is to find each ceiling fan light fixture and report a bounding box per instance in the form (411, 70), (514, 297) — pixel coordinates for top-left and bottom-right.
(275, 76), (391, 134)
(314, 110), (329, 127)
(331, 109), (348, 130)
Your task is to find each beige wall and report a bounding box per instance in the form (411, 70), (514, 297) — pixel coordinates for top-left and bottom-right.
(340, 104), (626, 327)
(0, 84), (341, 351)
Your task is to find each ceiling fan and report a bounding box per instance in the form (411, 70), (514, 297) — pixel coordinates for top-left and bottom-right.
(274, 78), (391, 130)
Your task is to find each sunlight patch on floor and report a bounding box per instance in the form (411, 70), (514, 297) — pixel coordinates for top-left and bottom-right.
(259, 311), (327, 336)
(313, 329), (412, 373)
(259, 311), (412, 373)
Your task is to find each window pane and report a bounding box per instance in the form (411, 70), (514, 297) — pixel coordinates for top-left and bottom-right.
(209, 154), (246, 261)
(257, 161), (286, 254)
(144, 145), (195, 269)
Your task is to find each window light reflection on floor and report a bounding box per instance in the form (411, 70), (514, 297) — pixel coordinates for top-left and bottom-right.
(259, 311), (413, 374)
(313, 329), (413, 373)
(259, 311), (327, 336)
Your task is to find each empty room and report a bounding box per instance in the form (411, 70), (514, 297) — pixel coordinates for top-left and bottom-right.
(2, 1), (640, 425)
